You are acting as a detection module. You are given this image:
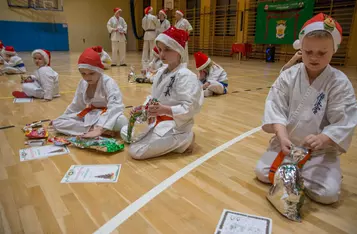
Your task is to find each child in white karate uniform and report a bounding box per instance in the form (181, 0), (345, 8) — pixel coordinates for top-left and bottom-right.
(194, 51), (228, 97)
(255, 13), (357, 204)
(52, 48), (128, 137)
(12, 49), (59, 101)
(137, 47), (164, 84)
(127, 27), (203, 159)
(0, 46), (26, 75)
(92, 46), (112, 69)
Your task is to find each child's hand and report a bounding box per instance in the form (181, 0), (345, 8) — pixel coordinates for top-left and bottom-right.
(148, 103), (171, 117)
(279, 137), (292, 155)
(303, 134), (331, 151)
(202, 82), (210, 90)
(292, 50), (302, 62)
(81, 126), (104, 138)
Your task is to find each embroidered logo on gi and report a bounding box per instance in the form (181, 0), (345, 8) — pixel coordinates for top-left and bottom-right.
(164, 75), (176, 96)
(312, 92), (325, 114)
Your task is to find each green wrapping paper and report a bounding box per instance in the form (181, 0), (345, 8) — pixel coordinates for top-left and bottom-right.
(67, 136), (124, 153)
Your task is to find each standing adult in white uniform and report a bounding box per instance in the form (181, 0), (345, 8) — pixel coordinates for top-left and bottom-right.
(107, 7), (127, 66)
(142, 6), (158, 69)
(175, 10), (193, 64)
(156, 9), (170, 35)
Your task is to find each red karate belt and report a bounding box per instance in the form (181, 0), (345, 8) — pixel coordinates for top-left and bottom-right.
(77, 104), (107, 118)
(268, 150), (311, 184)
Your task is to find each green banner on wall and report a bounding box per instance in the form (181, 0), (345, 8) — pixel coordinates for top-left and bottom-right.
(255, 0), (314, 44)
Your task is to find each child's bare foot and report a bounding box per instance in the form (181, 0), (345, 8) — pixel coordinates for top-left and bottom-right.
(102, 130), (116, 137)
(184, 133), (195, 154)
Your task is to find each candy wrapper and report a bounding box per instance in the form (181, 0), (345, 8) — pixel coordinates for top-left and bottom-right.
(25, 127), (48, 139)
(67, 136), (124, 153)
(48, 137), (71, 146)
(125, 98), (158, 143)
(267, 145), (310, 222)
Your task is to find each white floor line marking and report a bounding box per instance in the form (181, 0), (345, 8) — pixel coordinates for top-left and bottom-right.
(93, 126), (262, 234)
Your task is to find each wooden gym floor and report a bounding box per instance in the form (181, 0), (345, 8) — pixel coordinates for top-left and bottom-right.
(0, 52), (356, 234)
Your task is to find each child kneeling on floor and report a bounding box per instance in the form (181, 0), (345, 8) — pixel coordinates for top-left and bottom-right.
(12, 49), (59, 101)
(0, 46), (26, 75)
(52, 48), (128, 137)
(194, 52), (228, 97)
(136, 47), (164, 83)
(127, 27), (203, 159)
(255, 13), (357, 204)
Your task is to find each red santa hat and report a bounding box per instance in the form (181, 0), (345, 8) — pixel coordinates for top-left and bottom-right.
(194, 52), (211, 71)
(293, 13), (342, 53)
(176, 10), (184, 16)
(155, 26), (188, 58)
(159, 9), (167, 18)
(32, 49), (51, 66)
(92, 46), (103, 53)
(144, 6), (153, 15)
(78, 47), (104, 73)
(113, 7), (122, 15)
(153, 47), (160, 57)
(4, 46), (16, 56)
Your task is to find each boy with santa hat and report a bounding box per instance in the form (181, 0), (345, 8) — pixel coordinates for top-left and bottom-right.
(12, 49), (59, 101)
(126, 27), (203, 159)
(107, 7), (127, 67)
(52, 48), (128, 137)
(194, 51), (228, 97)
(156, 9), (170, 35)
(142, 6), (158, 69)
(175, 10), (193, 64)
(92, 46), (112, 69)
(255, 13), (357, 204)
(0, 46), (26, 75)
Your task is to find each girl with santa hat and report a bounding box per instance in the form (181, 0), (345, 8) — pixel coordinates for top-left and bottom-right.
(126, 26), (203, 160)
(52, 48), (128, 138)
(194, 51), (228, 97)
(12, 49), (59, 101)
(0, 46), (26, 75)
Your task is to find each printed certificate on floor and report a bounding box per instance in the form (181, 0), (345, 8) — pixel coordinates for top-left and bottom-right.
(13, 98), (33, 103)
(19, 145), (70, 161)
(215, 209), (272, 234)
(61, 164), (121, 183)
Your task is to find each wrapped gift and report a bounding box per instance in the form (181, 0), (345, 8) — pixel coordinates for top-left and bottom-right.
(25, 127), (48, 139)
(267, 145), (310, 222)
(67, 136), (124, 153)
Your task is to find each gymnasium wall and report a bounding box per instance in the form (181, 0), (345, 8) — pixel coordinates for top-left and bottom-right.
(0, 0), (135, 52)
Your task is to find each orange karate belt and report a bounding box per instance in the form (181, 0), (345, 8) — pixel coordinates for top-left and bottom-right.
(77, 104), (107, 118)
(268, 150), (311, 184)
(153, 115), (174, 127)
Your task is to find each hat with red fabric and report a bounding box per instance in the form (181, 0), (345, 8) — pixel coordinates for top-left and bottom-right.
(32, 49), (51, 66)
(293, 13), (342, 52)
(194, 52), (211, 70)
(92, 46), (103, 53)
(113, 7), (122, 15)
(155, 26), (189, 58)
(78, 47), (104, 73)
(176, 10), (184, 16)
(153, 47), (160, 57)
(159, 9), (167, 18)
(144, 6), (153, 15)
(4, 46), (16, 56)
